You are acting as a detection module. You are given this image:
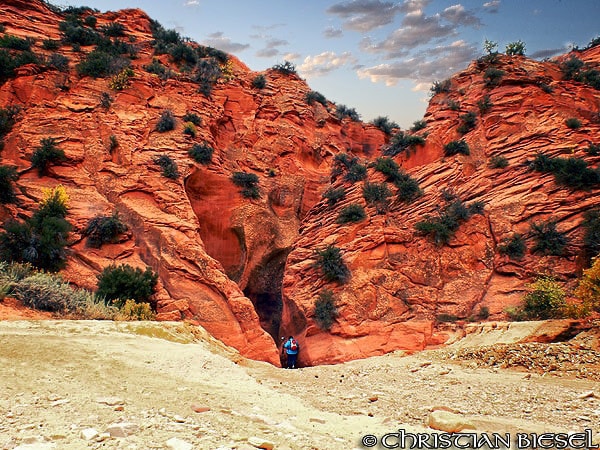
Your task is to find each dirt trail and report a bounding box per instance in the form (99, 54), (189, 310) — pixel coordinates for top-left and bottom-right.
(0, 320), (599, 450)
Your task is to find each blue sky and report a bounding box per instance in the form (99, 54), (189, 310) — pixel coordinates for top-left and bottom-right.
(61, 0), (600, 128)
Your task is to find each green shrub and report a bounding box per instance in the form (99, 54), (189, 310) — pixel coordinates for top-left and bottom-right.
(59, 19), (101, 46)
(314, 289), (338, 330)
(322, 186), (346, 207)
(76, 50), (127, 78)
(12, 272), (72, 312)
(374, 157), (400, 180)
(345, 162), (367, 182)
(153, 154), (180, 179)
(477, 305), (490, 320)
(42, 39), (61, 51)
(188, 142), (214, 164)
(560, 56), (600, 90)
(109, 135), (118, 152)
(252, 74), (266, 89)
(394, 172), (423, 203)
(47, 53), (69, 72)
(306, 90), (327, 107)
(575, 257), (600, 313)
(271, 60), (296, 75)
(410, 120), (426, 132)
(0, 34), (33, 51)
(331, 153), (367, 183)
(437, 313), (459, 323)
(582, 209), (600, 258)
(489, 155), (508, 169)
(83, 212), (127, 248)
(363, 182), (392, 214)
(384, 131), (425, 157)
(10, 268), (115, 318)
(565, 117), (582, 129)
(484, 67), (504, 87)
(96, 264), (158, 308)
(430, 79), (451, 95)
(514, 277), (567, 320)
(446, 99), (460, 111)
(182, 112), (202, 126)
(0, 186), (71, 272)
(335, 104), (360, 121)
(371, 116), (398, 135)
(100, 92), (113, 109)
(313, 245), (350, 284)
(155, 110), (175, 132)
(31, 137), (66, 176)
(585, 144), (600, 156)
(530, 154), (600, 190)
(337, 203), (366, 224)
(84, 15), (97, 28)
(193, 58), (222, 97)
(109, 67), (134, 90)
(120, 299), (155, 320)
(0, 49), (16, 81)
(231, 171), (260, 198)
(477, 95), (493, 114)
(183, 122), (197, 137)
(498, 233), (526, 260)
(444, 140), (470, 156)
(530, 220), (568, 256)
(196, 46), (229, 63)
(101, 23), (126, 37)
(0, 105), (20, 138)
(505, 40), (526, 56)
(457, 111), (477, 134)
(0, 165), (18, 204)
(143, 58), (172, 79)
(415, 198), (484, 246)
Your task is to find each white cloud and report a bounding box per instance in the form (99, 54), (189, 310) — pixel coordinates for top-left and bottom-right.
(324, 26), (343, 38)
(283, 52), (301, 61)
(183, 0), (199, 6)
(255, 38), (289, 58)
(441, 4), (482, 27)
(326, 0), (403, 32)
(483, 0), (500, 13)
(298, 51), (358, 78)
(202, 32), (249, 54)
(357, 40), (477, 87)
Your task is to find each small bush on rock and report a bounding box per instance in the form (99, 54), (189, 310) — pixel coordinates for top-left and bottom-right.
(336, 204), (366, 224)
(155, 110), (175, 132)
(153, 154), (180, 179)
(96, 264), (158, 309)
(83, 212), (127, 248)
(31, 137), (66, 176)
(322, 186), (346, 207)
(313, 245), (350, 284)
(314, 289), (338, 330)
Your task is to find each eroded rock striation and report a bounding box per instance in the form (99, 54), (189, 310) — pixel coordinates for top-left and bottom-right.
(0, 0), (599, 365)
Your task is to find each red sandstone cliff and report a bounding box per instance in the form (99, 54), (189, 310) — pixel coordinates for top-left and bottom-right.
(0, 0), (385, 364)
(0, 0), (599, 366)
(281, 49), (600, 365)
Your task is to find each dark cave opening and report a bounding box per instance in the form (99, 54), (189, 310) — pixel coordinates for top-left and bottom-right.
(243, 249), (289, 342)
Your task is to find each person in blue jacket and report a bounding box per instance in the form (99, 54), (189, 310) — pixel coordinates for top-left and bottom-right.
(282, 336), (300, 369)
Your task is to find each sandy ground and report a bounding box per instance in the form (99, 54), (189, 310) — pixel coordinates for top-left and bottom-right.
(0, 320), (599, 450)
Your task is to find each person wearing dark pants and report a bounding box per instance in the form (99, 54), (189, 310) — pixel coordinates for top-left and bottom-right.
(282, 336), (299, 369)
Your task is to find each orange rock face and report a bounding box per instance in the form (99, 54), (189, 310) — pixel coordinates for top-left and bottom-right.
(280, 52), (600, 366)
(1, 1), (599, 366)
(0, 0), (386, 365)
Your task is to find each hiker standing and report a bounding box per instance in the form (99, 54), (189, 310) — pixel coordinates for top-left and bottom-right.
(282, 336), (299, 369)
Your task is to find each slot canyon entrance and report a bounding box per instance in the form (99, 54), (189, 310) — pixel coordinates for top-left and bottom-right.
(184, 169), (295, 342)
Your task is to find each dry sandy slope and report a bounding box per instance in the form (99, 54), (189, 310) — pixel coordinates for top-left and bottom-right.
(0, 320), (598, 450)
